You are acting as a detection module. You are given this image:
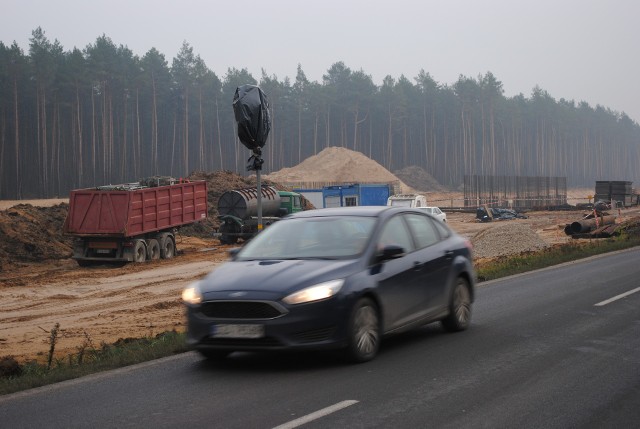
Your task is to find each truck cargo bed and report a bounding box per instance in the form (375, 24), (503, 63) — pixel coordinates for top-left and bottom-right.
(63, 181), (207, 237)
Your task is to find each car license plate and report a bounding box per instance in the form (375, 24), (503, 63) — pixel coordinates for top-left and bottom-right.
(96, 249), (111, 254)
(211, 324), (264, 339)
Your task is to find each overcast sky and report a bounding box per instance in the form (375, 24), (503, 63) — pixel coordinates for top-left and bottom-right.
(3, 0), (639, 122)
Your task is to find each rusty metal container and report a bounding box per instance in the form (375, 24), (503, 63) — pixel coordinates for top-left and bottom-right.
(217, 186), (282, 219)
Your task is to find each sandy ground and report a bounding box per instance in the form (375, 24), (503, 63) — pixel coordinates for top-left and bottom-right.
(0, 237), (233, 363)
(1, 194), (637, 364)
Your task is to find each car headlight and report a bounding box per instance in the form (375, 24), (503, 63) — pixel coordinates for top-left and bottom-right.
(182, 282), (203, 305)
(283, 279), (345, 305)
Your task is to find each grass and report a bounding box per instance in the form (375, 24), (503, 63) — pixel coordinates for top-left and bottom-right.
(476, 234), (640, 282)
(0, 331), (188, 396)
(2, 233), (639, 396)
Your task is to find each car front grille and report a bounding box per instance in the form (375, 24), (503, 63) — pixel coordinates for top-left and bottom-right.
(291, 326), (336, 343)
(199, 301), (285, 319)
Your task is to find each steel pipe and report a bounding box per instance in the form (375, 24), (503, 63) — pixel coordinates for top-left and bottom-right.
(569, 215), (616, 234)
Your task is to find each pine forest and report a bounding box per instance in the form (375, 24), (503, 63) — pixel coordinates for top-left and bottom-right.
(1, 28), (639, 199)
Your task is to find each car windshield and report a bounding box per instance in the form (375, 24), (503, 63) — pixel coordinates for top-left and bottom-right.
(237, 216), (376, 260)
(390, 200), (413, 207)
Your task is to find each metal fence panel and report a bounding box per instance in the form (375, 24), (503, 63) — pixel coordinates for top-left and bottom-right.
(464, 175), (567, 208)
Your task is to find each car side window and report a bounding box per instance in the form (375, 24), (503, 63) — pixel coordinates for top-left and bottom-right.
(377, 215), (414, 253)
(432, 217), (451, 239)
(405, 213), (440, 249)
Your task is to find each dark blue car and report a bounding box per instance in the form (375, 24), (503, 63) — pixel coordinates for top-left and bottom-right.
(183, 206), (476, 363)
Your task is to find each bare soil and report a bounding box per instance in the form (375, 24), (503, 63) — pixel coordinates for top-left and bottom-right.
(0, 236), (232, 364)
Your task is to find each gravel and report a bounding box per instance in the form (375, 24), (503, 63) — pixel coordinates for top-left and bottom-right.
(471, 222), (549, 259)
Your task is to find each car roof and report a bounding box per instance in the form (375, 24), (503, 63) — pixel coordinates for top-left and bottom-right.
(288, 206), (408, 219)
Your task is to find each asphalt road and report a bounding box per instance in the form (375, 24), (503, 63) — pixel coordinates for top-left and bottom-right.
(2, 248), (639, 429)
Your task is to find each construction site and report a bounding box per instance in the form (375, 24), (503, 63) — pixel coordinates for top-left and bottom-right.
(1, 147), (639, 365)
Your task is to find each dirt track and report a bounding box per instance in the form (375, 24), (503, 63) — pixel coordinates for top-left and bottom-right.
(1, 201), (639, 364)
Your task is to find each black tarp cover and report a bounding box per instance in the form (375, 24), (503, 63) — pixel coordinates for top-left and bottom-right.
(232, 85), (271, 152)
(476, 207), (528, 222)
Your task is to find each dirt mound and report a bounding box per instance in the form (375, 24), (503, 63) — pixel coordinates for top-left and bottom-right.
(0, 204), (73, 272)
(264, 147), (412, 192)
(394, 166), (450, 193)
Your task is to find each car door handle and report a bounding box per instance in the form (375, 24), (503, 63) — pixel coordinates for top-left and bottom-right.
(444, 250), (454, 259)
(413, 261), (425, 270)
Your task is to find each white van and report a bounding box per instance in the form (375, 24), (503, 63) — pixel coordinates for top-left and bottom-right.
(386, 194), (427, 208)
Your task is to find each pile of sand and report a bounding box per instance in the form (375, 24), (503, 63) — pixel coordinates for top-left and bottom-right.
(394, 166), (449, 193)
(264, 147), (413, 192)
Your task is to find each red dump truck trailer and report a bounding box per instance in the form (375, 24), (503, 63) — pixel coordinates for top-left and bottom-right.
(63, 180), (208, 266)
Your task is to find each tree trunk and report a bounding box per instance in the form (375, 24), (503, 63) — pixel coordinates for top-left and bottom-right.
(314, 111), (318, 155)
(76, 85), (83, 186)
(171, 114), (176, 176)
(184, 90), (189, 176)
(215, 98), (222, 170)
(91, 87), (96, 184)
(14, 76), (20, 198)
(151, 71), (158, 175)
(199, 90), (204, 171)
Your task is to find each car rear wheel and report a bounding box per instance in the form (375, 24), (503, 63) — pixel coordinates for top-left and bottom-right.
(442, 277), (472, 332)
(345, 297), (380, 363)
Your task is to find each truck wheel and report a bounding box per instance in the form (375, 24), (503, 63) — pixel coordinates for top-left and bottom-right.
(133, 240), (147, 263)
(159, 234), (175, 259)
(147, 239), (160, 260)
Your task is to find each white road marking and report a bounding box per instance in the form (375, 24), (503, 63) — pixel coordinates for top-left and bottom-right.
(595, 286), (640, 306)
(273, 400), (359, 429)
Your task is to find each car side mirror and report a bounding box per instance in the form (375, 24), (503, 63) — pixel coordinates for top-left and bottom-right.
(377, 244), (405, 262)
(227, 247), (241, 260)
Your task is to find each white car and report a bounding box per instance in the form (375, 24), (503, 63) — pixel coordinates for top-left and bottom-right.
(420, 206), (447, 223)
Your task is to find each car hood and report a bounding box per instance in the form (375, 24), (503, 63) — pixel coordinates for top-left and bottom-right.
(199, 259), (358, 299)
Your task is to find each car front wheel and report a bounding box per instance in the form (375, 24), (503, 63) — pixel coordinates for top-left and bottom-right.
(345, 297), (380, 363)
(442, 277), (472, 332)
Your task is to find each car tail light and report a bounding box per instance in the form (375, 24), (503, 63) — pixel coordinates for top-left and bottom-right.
(464, 239), (473, 253)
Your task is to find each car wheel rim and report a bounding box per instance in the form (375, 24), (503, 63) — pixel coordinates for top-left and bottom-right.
(453, 282), (471, 324)
(354, 305), (379, 355)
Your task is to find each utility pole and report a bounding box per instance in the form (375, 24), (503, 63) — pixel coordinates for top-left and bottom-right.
(232, 85), (271, 233)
